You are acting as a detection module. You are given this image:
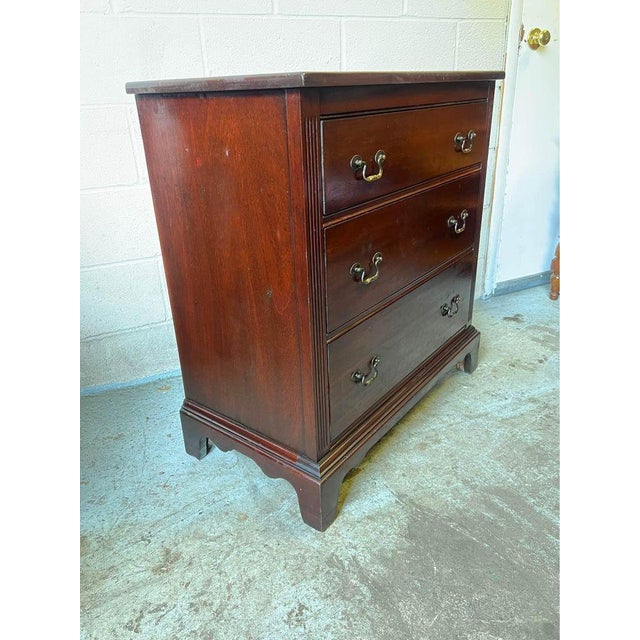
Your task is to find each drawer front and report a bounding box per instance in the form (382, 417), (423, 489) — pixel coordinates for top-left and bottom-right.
(325, 173), (481, 332)
(322, 101), (488, 215)
(328, 255), (474, 441)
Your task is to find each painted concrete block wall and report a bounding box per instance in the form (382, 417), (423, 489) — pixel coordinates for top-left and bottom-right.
(80, 0), (509, 390)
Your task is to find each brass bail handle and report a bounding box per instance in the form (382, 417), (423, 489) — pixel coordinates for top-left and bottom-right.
(351, 356), (381, 387)
(448, 209), (469, 235)
(440, 294), (462, 318)
(350, 150), (386, 182)
(350, 252), (383, 285)
(454, 130), (476, 154)
(527, 27), (551, 50)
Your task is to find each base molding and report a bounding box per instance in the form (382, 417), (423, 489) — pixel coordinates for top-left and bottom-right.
(493, 271), (551, 297)
(181, 326), (481, 531)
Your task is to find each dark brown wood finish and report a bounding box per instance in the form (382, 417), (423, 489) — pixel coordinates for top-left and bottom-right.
(126, 71), (504, 95)
(550, 242), (560, 300)
(322, 100), (489, 214)
(325, 172), (481, 332)
(292, 88), (332, 458)
(130, 72), (502, 531)
(318, 81), (489, 115)
(135, 91), (314, 456)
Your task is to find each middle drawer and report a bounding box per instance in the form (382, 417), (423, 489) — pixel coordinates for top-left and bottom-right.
(325, 172), (481, 332)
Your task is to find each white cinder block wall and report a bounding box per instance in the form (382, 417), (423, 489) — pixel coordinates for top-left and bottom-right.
(80, 0), (509, 390)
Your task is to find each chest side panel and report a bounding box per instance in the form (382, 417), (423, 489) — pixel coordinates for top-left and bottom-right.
(136, 92), (311, 454)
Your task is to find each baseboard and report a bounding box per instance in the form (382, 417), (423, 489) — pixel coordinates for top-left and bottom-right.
(493, 271), (551, 297)
(80, 368), (182, 397)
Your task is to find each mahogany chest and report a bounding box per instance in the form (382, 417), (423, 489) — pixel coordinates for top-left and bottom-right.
(126, 71), (504, 530)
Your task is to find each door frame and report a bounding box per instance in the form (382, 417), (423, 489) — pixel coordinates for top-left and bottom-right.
(481, 0), (525, 298)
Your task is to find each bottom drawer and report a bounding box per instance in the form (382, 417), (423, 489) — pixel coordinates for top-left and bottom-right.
(328, 255), (475, 441)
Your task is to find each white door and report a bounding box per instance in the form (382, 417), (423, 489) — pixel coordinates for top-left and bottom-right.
(484, 0), (559, 294)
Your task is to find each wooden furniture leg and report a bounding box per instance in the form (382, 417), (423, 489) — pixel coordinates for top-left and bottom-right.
(550, 242), (560, 300)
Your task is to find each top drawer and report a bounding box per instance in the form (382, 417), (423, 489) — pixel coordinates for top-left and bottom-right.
(321, 101), (488, 215)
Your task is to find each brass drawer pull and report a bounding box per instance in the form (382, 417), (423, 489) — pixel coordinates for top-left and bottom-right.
(351, 356), (381, 387)
(454, 130), (476, 153)
(440, 294), (461, 317)
(350, 251), (383, 285)
(448, 209), (469, 234)
(350, 149), (386, 182)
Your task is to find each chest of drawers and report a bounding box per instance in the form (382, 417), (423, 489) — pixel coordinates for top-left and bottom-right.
(126, 71), (503, 530)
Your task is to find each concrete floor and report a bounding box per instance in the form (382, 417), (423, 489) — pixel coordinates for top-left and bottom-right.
(80, 285), (559, 640)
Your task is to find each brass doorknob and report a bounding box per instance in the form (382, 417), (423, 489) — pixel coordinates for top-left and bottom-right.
(527, 27), (551, 50)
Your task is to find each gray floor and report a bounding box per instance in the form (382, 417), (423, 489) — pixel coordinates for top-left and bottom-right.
(80, 285), (559, 640)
